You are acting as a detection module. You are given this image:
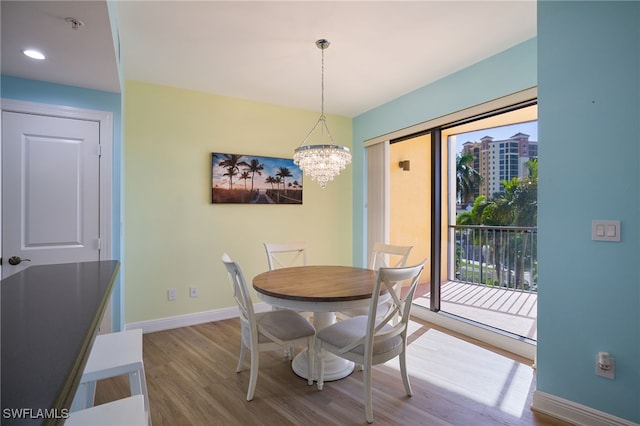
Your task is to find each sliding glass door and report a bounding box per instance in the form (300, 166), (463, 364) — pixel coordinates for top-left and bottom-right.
(366, 99), (538, 340)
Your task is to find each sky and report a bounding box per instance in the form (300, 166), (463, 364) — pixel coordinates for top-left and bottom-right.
(212, 153), (303, 190)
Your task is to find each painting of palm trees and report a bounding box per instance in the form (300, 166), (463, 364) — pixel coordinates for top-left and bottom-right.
(212, 152), (303, 204)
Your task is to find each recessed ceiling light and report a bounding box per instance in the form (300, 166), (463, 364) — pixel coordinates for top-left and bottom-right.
(23, 49), (45, 60)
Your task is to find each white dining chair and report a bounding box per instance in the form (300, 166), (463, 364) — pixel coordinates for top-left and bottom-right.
(340, 242), (413, 318)
(264, 241), (312, 357)
(221, 253), (316, 401)
(369, 242), (413, 271)
(315, 260), (426, 423)
(264, 242), (308, 270)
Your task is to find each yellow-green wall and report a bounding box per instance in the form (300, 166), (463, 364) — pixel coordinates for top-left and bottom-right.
(124, 81), (353, 323)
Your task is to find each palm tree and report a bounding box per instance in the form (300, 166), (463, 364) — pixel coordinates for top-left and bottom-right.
(458, 159), (538, 289)
(494, 159), (538, 289)
(245, 159), (264, 192)
(265, 176), (276, 190)
(218, 154), (248, 190)
(276, 167), (293, 194)
(239, 171), (251, 190)
(223, 168), (238, 190)
(456, 196), (487, 226)
(511, 158), (538, 227)
(485, 159), (537, 228)
(456, 152), (483, 206)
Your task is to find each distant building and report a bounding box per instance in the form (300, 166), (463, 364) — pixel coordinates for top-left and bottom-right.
(462, 132), (538, 199)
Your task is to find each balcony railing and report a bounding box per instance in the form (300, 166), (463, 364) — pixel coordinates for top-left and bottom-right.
(450, 225), (537, 292)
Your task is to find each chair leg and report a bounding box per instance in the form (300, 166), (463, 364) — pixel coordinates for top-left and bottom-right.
(236, 342), (246, 373)
(69, 382), (89, 412)
(316, 343), (324, 391)
(85, 381), (97, 408)
(140, 370), (152, 426)
(246, 345), (259, 401)
(129, 370), (142, 395)
(128, 368), (151, 424)
(364, 364), (373, 423)
(399, 349), (413, 396)
(306, 337), (314, 386)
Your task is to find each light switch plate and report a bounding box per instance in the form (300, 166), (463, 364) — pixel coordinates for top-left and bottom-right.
(592, 220), (620, 242)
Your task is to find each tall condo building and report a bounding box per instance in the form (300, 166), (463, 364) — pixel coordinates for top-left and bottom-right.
(462, 132), (538, 199)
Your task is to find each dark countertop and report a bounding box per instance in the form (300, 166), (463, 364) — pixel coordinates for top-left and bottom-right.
(1, 260), (120, 425)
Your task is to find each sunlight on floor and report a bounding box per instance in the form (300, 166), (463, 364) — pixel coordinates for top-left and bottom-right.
(386, 321), (534, 418)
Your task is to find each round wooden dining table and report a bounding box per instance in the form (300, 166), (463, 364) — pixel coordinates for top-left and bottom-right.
(253, 265), (380, 381)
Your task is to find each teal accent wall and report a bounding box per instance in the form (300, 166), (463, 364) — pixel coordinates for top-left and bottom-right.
(352, 1), (640, 422)
(352, 38), (537, 267)
(537, 1), (639, 422)
(1, 75), (124, 332)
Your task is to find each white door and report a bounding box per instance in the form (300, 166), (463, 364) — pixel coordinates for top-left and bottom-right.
(2, 111), (100, 267)
(1, 101), (113, 331)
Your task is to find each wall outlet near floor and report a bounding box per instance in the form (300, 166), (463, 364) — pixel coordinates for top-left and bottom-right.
(190, 286), (198, 298)
(168, 289), (177, 301)
(596, 352), (615, 380)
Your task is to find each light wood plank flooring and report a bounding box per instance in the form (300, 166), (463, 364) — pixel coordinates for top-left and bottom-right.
(95, 317), (569, 425)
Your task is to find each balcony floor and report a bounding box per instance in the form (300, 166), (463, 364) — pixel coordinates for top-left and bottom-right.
(413, 281), (537, 341)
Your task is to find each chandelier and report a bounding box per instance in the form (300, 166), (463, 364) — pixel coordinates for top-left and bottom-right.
(293, 39), (352, 189)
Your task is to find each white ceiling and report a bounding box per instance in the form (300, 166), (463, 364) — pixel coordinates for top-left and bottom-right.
(1, 1), (120, 94)
(1, 1), (536, 118)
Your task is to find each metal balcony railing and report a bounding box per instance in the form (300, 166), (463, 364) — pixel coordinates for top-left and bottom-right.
(450, 225), (537, 292)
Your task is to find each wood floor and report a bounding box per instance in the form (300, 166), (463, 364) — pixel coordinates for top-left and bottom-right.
(95, 317), (570, 426)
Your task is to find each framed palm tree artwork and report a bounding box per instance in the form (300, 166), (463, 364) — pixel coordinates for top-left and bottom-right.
(212, 152), (303, 204)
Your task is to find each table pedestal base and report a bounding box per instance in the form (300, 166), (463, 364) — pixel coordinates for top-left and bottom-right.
(291, 349), (354, 382)
(291, 311), (354, 382)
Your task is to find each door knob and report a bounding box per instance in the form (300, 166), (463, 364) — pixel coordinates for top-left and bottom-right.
(8, 256), (31, 266)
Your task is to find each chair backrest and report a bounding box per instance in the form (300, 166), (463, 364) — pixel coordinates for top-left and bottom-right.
(363, 261), (426, 358)
(221, 253), (256, 335)
(368, 242), (413, 271)
(264, 242), (308, 270)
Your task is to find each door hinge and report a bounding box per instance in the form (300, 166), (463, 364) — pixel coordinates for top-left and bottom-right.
(97, 144), (103, 157)
(97, 238), (102, 250)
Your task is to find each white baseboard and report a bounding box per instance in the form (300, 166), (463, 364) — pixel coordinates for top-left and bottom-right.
(411, 306), (536, 360)
(125, 302), (272, 334)
(532, 391), (639, 426)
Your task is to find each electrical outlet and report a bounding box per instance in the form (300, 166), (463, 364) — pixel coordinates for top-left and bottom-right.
(168, 289), (176, 301)
(596, 353), (615, 380)
(190, 287), (198, 298)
